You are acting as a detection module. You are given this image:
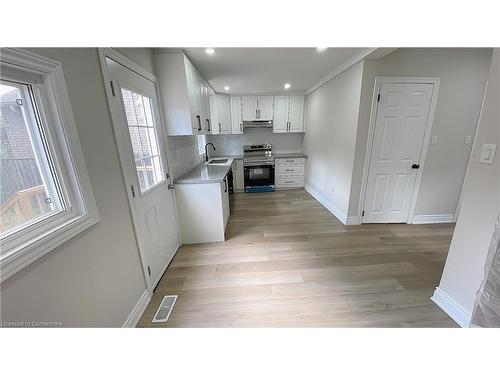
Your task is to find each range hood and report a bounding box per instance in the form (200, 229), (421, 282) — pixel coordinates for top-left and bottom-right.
(243, 120), (273, 129)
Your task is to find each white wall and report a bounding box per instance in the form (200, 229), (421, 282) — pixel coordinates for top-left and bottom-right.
(349, 48), (493, 218)
(167, 135), (201, 179)
(434, 49), (500, 325)
(0, 48), (154, 327)
(207, 128), (303, 156)
(302, 62), (364, 218)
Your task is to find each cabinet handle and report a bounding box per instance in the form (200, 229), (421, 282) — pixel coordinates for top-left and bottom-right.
(240, 123), (242, 133)
(285, 180), (294, 183)
(219, 122), (221, 133)
(285, 169), (294, 172)
(196, 115), (201, 131)
(206, 118), (210, 131)
(224, 178), (227, 192)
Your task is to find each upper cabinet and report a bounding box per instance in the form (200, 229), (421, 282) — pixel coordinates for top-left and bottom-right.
(210, 93), (232, 134)
(155, 53), (212, 136)
(230, 96), (243, 134)
(242, 96), (275, 121)
(273, 95), (305, 133)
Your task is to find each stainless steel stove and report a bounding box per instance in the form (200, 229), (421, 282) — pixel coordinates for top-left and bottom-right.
(243, 144), (275, 192)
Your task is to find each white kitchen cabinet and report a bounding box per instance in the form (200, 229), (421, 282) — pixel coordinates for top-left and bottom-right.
(222, 175), (230, 227)
(272, 95), (305, 133)
(209, 94), (231, 134)
(275, 157), (306, 189)
(242, 96), (274, 121)
(155, 53), (212, 135)
(230, 96), (243, 134)
(232, 159), (245, 191)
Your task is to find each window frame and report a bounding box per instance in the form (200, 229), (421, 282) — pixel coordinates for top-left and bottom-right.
(0, 48), (99, 282)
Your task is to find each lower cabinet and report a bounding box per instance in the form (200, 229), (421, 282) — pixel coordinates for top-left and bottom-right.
(175, 178), (230, 244)
(232, 159), (245, 191)
(275, 158), (306, 189)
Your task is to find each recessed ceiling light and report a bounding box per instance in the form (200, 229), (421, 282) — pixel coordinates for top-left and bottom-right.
(205, 48), (215, 55)
(316, 47), (328, 52)
(224, 86), (230, 91)
(284, 83), (291, 89)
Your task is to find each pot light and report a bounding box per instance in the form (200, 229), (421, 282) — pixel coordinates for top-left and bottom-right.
(205, 48), (215, 55)
(224, 86), (230, 91)
(284, 83), (291, 89)
(316, 47), (328, 52)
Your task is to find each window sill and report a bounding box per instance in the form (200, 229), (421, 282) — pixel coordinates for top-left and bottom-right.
(0, 213), (99, 282)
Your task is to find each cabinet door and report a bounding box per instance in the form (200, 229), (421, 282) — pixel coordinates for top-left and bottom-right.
(257, 96), (274, 120)
(209, 93), (219, 134)
(242, 96), (258, 121)
(289, 96), (305, 132)
(200, 81), (211, 133)
(230, 96), (243, 134)
(221, 177), (230, 228)
(217, 95), (232, 134)
(185, 58), (202, 132)
(273, 96), (289, 133)
(233, 160), (245, 191)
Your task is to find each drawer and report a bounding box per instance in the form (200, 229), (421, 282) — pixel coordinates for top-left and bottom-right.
(276, 165), (304, 176)
(276, 158), (305, 167)
(276, 176), (304, 187)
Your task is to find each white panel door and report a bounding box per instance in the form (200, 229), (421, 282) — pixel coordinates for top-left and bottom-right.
(242, 96), (258, 121)
(273, 96), (289, 133)
(363, 83), (434, 223)
(257, 96), (274, 120)
(105, 57), (179, 289)
(289, 95), (305, 132)
(230, 96), (243, 134)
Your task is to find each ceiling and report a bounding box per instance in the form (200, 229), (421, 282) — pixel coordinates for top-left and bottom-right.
(178, 48), (367, 94)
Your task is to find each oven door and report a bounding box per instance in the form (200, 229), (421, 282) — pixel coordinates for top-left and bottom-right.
(244, 163), (275, 192)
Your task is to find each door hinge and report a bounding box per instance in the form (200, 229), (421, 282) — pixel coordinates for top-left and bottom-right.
(362, 210), (365, 217)
(109, 81), (116, 97)
(130, 185), (136, 197)
(377, 94), (380, 102)
(147, 266), (151, 276)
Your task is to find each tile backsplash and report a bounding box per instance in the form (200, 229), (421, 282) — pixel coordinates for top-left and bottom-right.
(207, 129), (304, 155)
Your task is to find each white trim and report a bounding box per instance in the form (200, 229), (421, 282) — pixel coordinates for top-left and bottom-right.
(305, 184), (347, 224)
(305, 48), (377, 95)
(346, 216), (362, 225)
(122, 289), (151, 328)
(411, 214), (456, 224)
(358, 76), (441, 224)
(0, 48), (99, 282)
(431, 287), (471, 327)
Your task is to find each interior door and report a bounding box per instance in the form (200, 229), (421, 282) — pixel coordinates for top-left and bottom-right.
(105, 56), (180, 289)
(289, 96), (304, 132)
(258, 96), (274, 120)
(273, 96), (289, 133)
(242, 96), (258, 120)
(363, 82), (434, 223)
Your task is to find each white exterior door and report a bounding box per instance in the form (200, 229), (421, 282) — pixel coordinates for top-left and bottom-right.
(273, 96), (289, 133)
(105, 56), (179, 289)
(363, 82), (434, 223)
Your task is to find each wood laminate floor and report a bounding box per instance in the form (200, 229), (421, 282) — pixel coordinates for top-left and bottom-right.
(138, 189), (457, 327)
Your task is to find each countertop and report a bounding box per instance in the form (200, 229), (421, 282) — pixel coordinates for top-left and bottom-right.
(274, 153), (308, 159)
(174, 159), (234, 184)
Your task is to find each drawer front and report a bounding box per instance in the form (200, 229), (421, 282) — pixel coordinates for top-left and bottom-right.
(276, 176), (304, 187)
(276, 158), (305, 167)
(276, 165), (304, 176)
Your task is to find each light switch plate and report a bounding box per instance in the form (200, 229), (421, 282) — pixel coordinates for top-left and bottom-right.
(480, 144), (497, 164)
(431, 135), (439, 145)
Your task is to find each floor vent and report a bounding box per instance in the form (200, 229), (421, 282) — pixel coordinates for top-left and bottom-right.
(152, 295), (178, 323)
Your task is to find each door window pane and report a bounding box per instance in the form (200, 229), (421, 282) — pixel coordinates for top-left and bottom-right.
(0, 80), (63, 236)
(121, 88), (165, 193)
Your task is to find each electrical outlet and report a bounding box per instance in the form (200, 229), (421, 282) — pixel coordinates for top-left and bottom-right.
(464, 135), (472, 145)
(431, 135), (439, 145)
(480, 144), (497, 164)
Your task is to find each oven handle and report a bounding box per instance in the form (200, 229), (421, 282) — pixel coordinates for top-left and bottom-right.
(243, 162), (275, 167)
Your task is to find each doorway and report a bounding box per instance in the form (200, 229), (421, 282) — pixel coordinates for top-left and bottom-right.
(361, 77), (439, 223)
(99, 49), (180, 291)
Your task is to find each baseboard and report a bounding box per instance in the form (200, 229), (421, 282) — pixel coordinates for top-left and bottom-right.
(411, 214), (456, 224)
(346, 216), (361, 225)
(122, 289), (151, 328)
(305, 184), (347, 225)
(431, 287), (471, 327)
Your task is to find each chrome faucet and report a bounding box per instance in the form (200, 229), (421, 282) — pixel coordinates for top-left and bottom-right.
(205, 143), (216, 162)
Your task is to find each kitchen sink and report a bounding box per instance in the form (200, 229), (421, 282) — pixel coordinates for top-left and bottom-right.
(207, 159), (229, 164)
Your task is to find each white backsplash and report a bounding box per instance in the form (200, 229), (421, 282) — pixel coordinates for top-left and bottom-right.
(207, 129), (304, 155)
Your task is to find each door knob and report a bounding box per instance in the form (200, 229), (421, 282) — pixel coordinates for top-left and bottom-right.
(168, 184), (175, 190)
(411, 164), (420, 169)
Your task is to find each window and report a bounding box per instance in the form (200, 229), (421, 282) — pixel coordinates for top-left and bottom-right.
(0, 48), (99, 281)
(121, 88), (164, 193)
